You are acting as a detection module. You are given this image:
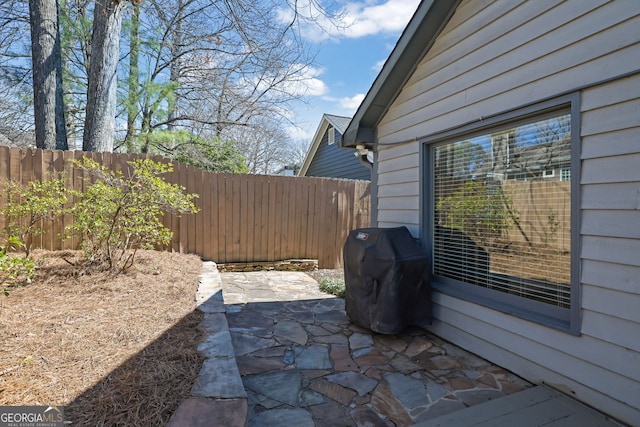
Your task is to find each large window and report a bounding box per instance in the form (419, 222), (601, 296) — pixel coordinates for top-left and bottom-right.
(425, 97), (579, 332)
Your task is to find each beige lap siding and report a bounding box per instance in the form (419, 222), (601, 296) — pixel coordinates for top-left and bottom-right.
(372, 0), (640, 424)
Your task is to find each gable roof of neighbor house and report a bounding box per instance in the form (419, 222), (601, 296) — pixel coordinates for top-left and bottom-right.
(342, 0), (461, 148)
(299, 113), (362, 177)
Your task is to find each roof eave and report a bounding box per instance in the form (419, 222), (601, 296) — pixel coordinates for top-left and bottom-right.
(299, 113), (352, 176)
(341, 0), (461, 148)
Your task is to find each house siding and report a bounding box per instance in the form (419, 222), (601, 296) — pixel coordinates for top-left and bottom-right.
(374, 0), (640, 424)
(305, 128), (370, 180)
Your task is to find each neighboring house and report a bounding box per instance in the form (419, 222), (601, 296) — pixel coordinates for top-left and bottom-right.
(342, 1), (640, 425)
(299, 114), (371, 180)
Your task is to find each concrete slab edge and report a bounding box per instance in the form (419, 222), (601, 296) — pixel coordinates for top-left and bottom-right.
(167, 261), (248, 427)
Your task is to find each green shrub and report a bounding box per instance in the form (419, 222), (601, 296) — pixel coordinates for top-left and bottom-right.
(1, 177), (67, 256)
(319, 277), (346, 298)
(436, 180), (515, 243)
(1, 237), (36, 296)
(69, 158), (199, 273)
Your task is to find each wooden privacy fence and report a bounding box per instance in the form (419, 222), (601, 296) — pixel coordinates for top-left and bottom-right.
(503, 180), (571, 251)
(0, 147), (371, 268)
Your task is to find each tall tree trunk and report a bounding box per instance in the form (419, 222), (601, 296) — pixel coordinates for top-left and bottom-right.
(124, 1), (139, 151)
(166, 0), (183, 131)
(140, 107), (151, 153)
(83, 0), (124, 152)
(29, 0), (68, 150)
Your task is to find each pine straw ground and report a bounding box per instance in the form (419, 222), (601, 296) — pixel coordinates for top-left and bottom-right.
(0, 249), (204, 426)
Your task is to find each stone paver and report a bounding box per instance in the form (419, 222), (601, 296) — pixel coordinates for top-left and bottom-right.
(170, 264), (534, 426)
(220, 270), (533, 427)
(166, 397), (247, 427)
(169, 262), (249, 426)
(243, 370), (302, 406)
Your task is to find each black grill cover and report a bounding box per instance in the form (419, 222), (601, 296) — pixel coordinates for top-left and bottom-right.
(343, 226), (431, 334)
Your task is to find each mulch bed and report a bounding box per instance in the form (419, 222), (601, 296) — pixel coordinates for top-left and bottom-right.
(0, 249), (204, 426)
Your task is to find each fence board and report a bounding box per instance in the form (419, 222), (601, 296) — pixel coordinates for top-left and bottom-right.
(305, 180), (316, 260)
(284, 178), (293, 259)
(221, 174), (232, 262)
(178, 164), (188, 253)
(38, 150), (52, 250)
(295, 178), (305, 258)
(329, 182), (340, 267)
(0, 146), (9, 181)
(61, 150), (75, 249)
(287, 178), (297, 259)
(165, 161), (179, 251)
(102, 151), (112, 174)
(316, 179), (328, 266)
(0, 147), (7, 235)
(259, 176), (269, 261)
(34, 150), (45, 249)
(21, 150), (35, 250)
(250, 175), (261, 261)
(278, 176), (288, 259)
(337, 180), (350, 268)
(200, 168), (211, 259)
(211, 174), (221, 261)
(230, 174), (240, 260)
(9, 148), (20, 184)
(162, 163), (173, 250)
(0, 147), (371, 268)
(186, 166), (198, 254)
(238, 176), (247, 262)
(214, 174), (224, 262)
(194, 167), (204, 256)
(20, 148), (32, 185)
(274, 176), (282, 262)
(243, 176), (254, 262)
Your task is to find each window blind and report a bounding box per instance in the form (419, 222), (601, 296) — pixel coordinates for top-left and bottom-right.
(432, 113), (572, 308)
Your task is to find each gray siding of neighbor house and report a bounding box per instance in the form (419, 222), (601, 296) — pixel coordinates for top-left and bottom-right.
(305, 128), (371, 180)
(374, 0), (640, 424)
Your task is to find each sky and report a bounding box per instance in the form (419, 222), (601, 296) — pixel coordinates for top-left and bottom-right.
(282, 0), (421, 144)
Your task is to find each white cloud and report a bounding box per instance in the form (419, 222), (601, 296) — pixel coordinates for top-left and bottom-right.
(319, 92), (365, 114)
(372, 59), (386, 72)
(252, 65), (329, 98)
(339, 93), (366, 114)
(302, 68), (330, 96)
(340, 0), (420, 38)
(286, 123), (315, 141)
(279, 0), (420, 42)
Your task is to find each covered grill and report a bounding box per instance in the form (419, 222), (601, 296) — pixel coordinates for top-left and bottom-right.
(343, 226), (431, 334)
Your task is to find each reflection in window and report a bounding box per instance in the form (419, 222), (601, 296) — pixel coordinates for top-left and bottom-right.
(432, 113), (572, 308)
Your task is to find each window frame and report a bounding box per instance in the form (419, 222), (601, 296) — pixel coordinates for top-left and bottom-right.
(420, 94), (581, 334)
(327, 126), (335, 145)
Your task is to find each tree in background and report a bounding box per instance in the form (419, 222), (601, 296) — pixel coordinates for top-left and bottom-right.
(28, 0), (68, 150)
(83, 0), (129, 152)
(0, 0), (35, 145)
(59, 0), (92, 146)
(0, 0), (337, 171)
(230, 120), (304, 175)
(141, 129), (249, 174)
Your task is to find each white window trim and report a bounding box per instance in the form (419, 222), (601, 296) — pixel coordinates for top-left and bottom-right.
(328, 126), (335, 145)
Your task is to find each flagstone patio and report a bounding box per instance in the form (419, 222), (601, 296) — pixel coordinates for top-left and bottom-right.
(168, 263), (621, 426)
